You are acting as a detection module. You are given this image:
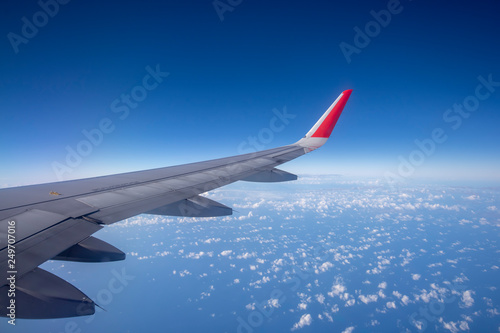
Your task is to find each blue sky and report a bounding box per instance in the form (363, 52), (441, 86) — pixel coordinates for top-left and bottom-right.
(1, 0), (499, 186)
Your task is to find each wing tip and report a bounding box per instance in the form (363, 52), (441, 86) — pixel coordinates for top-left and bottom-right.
(342, 89), (353, 97)
(312, 89), (352, 138)
(295, 89), (353, 150)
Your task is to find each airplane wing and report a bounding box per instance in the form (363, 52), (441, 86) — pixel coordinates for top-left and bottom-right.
(0, 89), (352, 319)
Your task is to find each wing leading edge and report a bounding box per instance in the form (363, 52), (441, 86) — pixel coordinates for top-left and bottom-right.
(0, 90), (353, 319)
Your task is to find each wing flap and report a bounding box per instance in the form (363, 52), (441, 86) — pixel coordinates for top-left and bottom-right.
(0, 267), (95, 319)
(146, 195), (232, 217)
(242, 168), (297, 182)
(53, 236), (125, 262)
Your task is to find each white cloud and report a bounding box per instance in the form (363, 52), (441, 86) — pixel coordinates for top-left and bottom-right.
(412, 274), (421, 280)
(378, 282), (387, 289)
(460, 290), (474, 308)
(185, 251), (212, 259)
(438, 318), (470, 333)
(415, 289), (439, 303)
(236, 252), (257, 259)
(459, 321), (470, 330)
(461, 314), (473, 323)
(238, 211), (254, 220)
(422, 202), (462, 211)
(317, 261), (334, 273)
(328, 282), (347, 298)
(322, 311), (333, 322)
(486, 308), (500, 316)
(273, 258), (285, 266)
(220, 250), (232, 256)
(401, 295), (411, 305)
(203, 237), (221, 244)
(453, 275), (469, 284)
(483, 297), (493, 307)
(345, 299), (355, 307)
(298, 302), (307, 310)
(268, 298), (280, 308)
(367, 267), (382, 274)
(458, 219), (472, 225)
(291, 314), (312, 331)
(341, 326), (355, 333)
(392, 291), (411, 305)
(386, 301), (396, 309)
(316, 294), (325, 304)
(358, 294), (378, 304)
(411, 318), (424, 331)
(179, 269), (191, 277)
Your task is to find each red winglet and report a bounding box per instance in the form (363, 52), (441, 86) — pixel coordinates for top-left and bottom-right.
(311, 89), (352, 138)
